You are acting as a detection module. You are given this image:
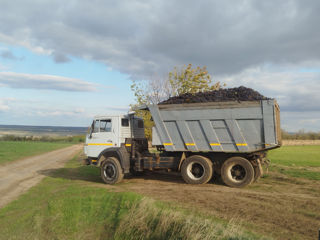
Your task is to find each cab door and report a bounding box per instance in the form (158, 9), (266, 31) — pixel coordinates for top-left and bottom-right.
(86, 118), (118, 158)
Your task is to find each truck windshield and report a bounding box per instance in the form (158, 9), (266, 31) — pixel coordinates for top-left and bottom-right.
(93, 120), (100, 133)
(87, 121), (94, 134)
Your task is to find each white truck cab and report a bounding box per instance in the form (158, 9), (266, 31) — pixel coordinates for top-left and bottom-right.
(84, 114), (145, 159)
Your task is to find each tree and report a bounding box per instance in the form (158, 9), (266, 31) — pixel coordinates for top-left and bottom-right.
(131, 76), (171, 105)
(131, 64), (220, 139)
(169, 64), (220, 96)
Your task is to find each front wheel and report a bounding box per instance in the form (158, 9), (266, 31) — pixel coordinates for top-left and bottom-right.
(100, 157), (124, 184)
(181, 155), (213, 184)
(221, 157), (254, 188)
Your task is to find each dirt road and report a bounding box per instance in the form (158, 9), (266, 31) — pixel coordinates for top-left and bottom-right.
(0, 145), (82, 208)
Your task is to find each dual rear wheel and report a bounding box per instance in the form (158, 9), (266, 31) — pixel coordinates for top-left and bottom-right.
(181, 155), (255, 188)
(221, 157), (255, 188)
(181, 155), (213, 184)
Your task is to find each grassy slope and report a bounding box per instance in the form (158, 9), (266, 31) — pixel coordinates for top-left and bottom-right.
(0, 141), (73, 165)
(268, 145), (320, 180)
(0, 145), (318, 240)
(268, 145), (320, 167)
(0, 155), (262, 240)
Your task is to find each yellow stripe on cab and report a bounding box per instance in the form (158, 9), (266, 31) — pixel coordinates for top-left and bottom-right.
(88, 143), (113, 146)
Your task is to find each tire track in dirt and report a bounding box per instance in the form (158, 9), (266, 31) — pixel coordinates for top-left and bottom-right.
(0, 145), (82, 208)
(114, 172), (320, 240)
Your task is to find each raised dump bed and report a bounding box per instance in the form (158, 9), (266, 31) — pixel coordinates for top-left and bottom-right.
(150, 99), (281, 152)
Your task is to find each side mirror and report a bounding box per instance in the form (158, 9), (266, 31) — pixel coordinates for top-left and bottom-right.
(89, 121), (94, 138)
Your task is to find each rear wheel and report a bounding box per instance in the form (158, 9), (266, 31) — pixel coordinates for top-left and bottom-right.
(181, 155), (213, 184)
(221, 157), (254, 188)
(100, 157), (124, 184)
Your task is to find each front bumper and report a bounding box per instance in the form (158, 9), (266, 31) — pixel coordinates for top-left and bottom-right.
(84, 157), (98, 166)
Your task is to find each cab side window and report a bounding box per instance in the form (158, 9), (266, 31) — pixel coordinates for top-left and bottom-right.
(100, 119), (112, 132)
(121, 118), (129, 127)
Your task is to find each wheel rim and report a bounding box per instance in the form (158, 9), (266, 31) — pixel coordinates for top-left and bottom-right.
(103, 163), (116, 180)
(186, 162), (205, 180)
(227, 164), (246, 182)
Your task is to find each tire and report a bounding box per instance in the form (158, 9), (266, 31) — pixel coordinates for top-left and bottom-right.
(181, 155), (213, 184)
(221, 157), (254, 188)
(100, 157), (124, 184)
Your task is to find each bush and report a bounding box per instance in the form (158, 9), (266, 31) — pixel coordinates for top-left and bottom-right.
(0, 134), (85, 143)
(281, 130), (320, 140)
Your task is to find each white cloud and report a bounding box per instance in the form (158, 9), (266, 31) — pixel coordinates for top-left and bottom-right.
(281, 111), (320, 132)
(36, 110), (84, 117)
(73, 108), (85, 114)
(0, 103), (9, 111)
(213, 65), (320, 131)
(0, 0), (320, 130)
(217, 64), (320, 112)
(0, 97), (15, 111)
(0, 49), (23, 60)
(51, 51), (71, 63)
(0, 32), (52, 55)
(27, 106), (91, 120)
(0, 72), (97, 92)
(299, 118), (320, 125)
(0, 0), (320, 78)
(0, 63), (8, 71)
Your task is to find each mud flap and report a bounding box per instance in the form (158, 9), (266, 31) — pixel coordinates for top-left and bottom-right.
(253, 159), (263, 182)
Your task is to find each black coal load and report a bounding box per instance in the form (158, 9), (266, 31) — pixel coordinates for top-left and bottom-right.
(159, 86), (270, 105)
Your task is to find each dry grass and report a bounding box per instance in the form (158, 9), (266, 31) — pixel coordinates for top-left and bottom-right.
(0, 155), (263, 240)
(282, 140), (320, 145)
(116, 171), (320, 239)
(114, 197), (261, 240)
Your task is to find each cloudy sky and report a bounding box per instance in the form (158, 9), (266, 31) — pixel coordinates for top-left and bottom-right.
(0, 0), (319, 131)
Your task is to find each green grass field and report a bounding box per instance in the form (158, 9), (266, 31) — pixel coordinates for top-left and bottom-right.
(0, 144), (319, 239)
(0, 141), (73, 165)
(0, 154), (260, 240)
(268, 145), (320, 180)
(268, 145), (320, 167)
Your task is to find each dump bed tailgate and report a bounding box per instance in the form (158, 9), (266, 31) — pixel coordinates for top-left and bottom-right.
(149, 100), (280, 153)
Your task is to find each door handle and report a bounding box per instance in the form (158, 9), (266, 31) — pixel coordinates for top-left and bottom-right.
(107, 140), (113, 143)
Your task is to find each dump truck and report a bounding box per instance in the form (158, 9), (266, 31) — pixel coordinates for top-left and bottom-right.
(84, 99), (281, 187)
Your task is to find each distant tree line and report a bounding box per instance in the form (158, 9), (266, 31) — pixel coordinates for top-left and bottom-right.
(281, 130), (320, 140)
(1, 131), (320, 142)
(0, 135), (85, 143)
